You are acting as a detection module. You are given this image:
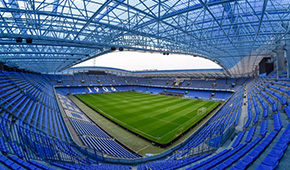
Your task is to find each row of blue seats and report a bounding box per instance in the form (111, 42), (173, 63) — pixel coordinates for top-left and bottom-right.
(214, 91), (233, 100)
(264, 82), (290, 97)
(266, 79), (290, 87)
(231, 131), (278, 170)
(197, 143), (247, 169)
(150, 79), (173, 87)
(69, 119), (109, 138)
(0, 112), (11, 138)
(253, 88), (268, 118)
(245, 126), (256, 143)
(244, 110), (252, 128)
(273, 112), (283, 131)
(138, 153), (210, 170)
(284, 105), (290, 119)
(80, 136), (139, 159)
(248, 89), (261, 123)
(258, 83), (287, 105)
(259, 119), (268, 137)
(189, 79), (215, 89)
(50, 161), (131, 170)
(186, 149), (231, 170)
(216, 137), (262, 170)
(232, 131), (245, 148)
(0, 154), (55, 170)
(253, 85), (277, 112)
(235, 108), (242, 126)
(257, 123), (290, 169)
(146, 87), (165, 94)
(116, 86), (133, 92)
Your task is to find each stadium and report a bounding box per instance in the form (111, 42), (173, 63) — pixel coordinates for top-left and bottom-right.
(0, 0), (290, 170)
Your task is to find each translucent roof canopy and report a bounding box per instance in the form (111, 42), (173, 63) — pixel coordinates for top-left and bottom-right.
(0, 0), (289, 74)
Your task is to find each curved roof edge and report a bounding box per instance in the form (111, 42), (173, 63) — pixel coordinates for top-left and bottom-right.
(68, 66), (224, 74)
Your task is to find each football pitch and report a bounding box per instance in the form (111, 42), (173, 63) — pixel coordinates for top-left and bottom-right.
(76, 91), (221, 144)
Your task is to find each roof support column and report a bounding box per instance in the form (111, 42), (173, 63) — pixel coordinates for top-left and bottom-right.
(286, 35), (290, 78)
(275, 45), (285, 78)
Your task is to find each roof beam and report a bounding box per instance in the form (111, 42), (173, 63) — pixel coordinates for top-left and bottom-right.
(73, 0), (113, 41)
(112, 0), (156, 19)
(8, 0), (26, 34)
(250, 0), (269, 52)
(0, 52), (88, 55)
(52, 0), (59, 14)
(197, 0), (240, 55)
(133, 0), (241, 29)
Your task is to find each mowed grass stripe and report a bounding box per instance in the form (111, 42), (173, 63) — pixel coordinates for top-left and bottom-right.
(118, 98), (197, 122)
(128, 100), (200, 128)
(76, 92), (221, 144)
(141, 101), (213, 137)
(86, 92), (176, 111)
(92, 94), (190, 122)
(91, 96), (174, 118)
(98, 93), (182, 111)
(92, 91), (165, 104)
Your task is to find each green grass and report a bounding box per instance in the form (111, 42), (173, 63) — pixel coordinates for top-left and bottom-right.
(76, 91), (221, 144)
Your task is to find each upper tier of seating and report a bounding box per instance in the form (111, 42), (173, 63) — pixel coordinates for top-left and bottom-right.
(45, 72), (248, 92)
(57, 85), (233, 101)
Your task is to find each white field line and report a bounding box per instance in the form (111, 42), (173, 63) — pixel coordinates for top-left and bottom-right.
(158, 102), (215, 139)
(97, 108), (158, 139)
(149, 116), (180, 126)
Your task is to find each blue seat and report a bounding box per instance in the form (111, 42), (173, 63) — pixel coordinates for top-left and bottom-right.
(0, 155), (23, 170)
(273, 113), (282, 131)
(284, 106), (290, 119)
(256, 163), (274, 170)
(245, 126), (256, 143)
(232, 131), (245, 148)
(10, 142), (24, 158)
(0, 137), (9, 154)
(261, 155), (279, 169)
(272, 103), (277, 112)
(259, 119), (268, 137)
(273, 142), (287, 152)
(268, 149), (284, 160)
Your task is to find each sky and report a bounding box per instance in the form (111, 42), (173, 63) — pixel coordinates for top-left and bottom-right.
(74, 51), (221, 71)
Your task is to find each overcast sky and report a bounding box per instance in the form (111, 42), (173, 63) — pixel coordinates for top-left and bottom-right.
(74, 51), (221, 71)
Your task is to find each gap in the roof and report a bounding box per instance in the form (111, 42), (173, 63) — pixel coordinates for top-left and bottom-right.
(73, 51), (222, 71)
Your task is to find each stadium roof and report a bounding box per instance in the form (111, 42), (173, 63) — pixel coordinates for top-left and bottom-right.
(0, 0), (289, 74)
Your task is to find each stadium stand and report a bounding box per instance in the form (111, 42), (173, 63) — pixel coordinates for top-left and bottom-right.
(1, 67), (290, 169)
